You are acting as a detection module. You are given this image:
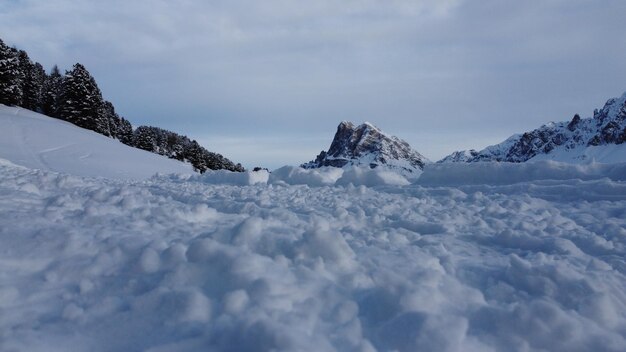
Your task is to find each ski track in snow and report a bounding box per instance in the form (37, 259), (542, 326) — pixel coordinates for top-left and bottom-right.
(1, 161), (626, 352)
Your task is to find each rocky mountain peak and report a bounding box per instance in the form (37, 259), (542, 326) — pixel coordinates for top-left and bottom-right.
(302, 121), (430, 176)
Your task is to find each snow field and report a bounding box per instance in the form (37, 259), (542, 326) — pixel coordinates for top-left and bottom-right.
(1, 160), (626, 351)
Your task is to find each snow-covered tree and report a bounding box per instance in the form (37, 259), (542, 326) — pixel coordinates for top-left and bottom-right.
(42, 65), (63, 117)
(17, 50), (43, 110)
(133, 125), (244, 172)
(117, 117), (134, 146)
(57, 63), (108, 135)
(133, 125), (158, 152)
(0, 39), (22, 106)
(100, 100), (121, 139)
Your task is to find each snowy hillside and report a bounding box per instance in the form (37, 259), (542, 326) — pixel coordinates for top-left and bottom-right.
(440, 92), (626, 164)
(0, 104), (193, 179)
(303, 121), (429, 179)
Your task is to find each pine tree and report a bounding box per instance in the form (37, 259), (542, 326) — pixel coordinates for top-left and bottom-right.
(100, 101), (121, 138)
(183, 140), (208, 172)
(58, 63), (108, 134)
(117, 117), (134, 146)
(20, 60), (46, 111)
(0, 39), (22, 106)
(42, 65), (63, 117)
(17, 50), (45, 110)
(133, 126), (158, 152)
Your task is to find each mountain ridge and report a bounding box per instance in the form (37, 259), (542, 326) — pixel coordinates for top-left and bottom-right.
(440, 92), (626, 164)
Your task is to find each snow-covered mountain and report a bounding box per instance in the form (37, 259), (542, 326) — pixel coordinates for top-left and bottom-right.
(0, 104), (193, 179)
(302, 121), (429, 177)
(440, 92), (626, 163)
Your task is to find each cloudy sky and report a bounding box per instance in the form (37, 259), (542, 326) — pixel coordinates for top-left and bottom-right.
(1, 0), (625, 168)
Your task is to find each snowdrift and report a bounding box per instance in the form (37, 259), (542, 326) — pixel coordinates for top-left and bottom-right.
(159, 168), (270, 185)
(160, 161), (626, 189)
(269, 165), (344, 186)
(160, 166), (412, 188)
(417, 160), (626, 186)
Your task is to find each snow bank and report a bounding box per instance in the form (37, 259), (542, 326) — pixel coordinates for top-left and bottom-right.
(270, 165), (410, 187)
(336, 166), (411, 186)
(417, 160), (626, 186)
(192, 169), (270, 185)
(268, 166), (343, 186)
(161, 166), (410, 188)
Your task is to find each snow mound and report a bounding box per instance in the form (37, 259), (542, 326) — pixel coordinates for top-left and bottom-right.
(160, 169), (270, 185)
(0, 104), (193, 179)
(336, 166), (411, 187)
(161, 165), (411, 188)
(269, 166), (344, 186)
(417, 160), (626, 186)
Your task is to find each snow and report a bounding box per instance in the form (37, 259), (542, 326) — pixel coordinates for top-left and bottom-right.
(530, 143), (626, 164)
(161, 168), (270, 186)
(269, 165), (343, 186)
(2, 156), (626, 351)
(2, 106), (626, 351)
(418, 160), (626, 186)
(0, 104), (193, 179)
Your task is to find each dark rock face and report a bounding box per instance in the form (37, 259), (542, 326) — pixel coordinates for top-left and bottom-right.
(302, 121), (429, 174)
(440, 92), (626, 163)
(567, 114), (581, 131)
(438, 150), (479, 163)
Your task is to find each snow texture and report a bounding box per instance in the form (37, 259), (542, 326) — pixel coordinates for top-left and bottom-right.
(2, 159), (626, 351)
(2, 105), (626, 351)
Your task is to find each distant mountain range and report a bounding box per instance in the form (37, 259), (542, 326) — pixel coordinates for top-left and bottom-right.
(440, 92), (626, 164)
(304, 91), (626, 176)
(302, 121), (429, 177)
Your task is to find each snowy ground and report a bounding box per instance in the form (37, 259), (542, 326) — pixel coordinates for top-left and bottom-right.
(2, 106), (626, 351)
(2, 157), (626, 352)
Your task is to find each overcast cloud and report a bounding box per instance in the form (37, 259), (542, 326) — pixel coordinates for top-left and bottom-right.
(1, 0), (625, 168)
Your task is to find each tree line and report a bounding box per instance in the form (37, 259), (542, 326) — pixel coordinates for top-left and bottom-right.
(0, 38), (244, 173)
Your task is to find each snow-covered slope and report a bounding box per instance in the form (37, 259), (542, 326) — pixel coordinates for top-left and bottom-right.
(303, 121), (429, 178)
(440, 92), (626, 163)
(2, 158), (626, 351)
(0, 105), (193, 179)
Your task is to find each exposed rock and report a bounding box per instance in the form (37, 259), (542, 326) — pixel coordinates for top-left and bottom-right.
(302, 121), (429, 176)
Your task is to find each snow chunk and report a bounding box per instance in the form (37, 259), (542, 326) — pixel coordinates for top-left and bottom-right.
(190, 169), (269, 185)
(269, 166), (343, 186)
(336, 166), (410, 187)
